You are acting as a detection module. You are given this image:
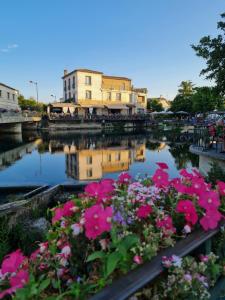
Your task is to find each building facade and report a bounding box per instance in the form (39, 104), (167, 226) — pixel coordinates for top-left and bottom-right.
(0, 83), (20, 111)
(62, 69), (147, 115)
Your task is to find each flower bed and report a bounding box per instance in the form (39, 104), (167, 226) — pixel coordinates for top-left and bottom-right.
(0, 163), (225, 299)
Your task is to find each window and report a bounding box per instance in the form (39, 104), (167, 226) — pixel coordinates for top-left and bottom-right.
(69, 92), (71, 99)
(0, 90), (1, 97)
(7, 92), (10, 99)
(12, 94), (15, 101)
(86, 169), (93, 178)
(72, 76), (75, 88)
(115, 152), (121, 161)
(129, 94), (133, 103)
(107, 154), (111, 162)
(85, 90), (92, 99)
(85, 76), (91, 85)
(106, 92), (111, 100)
(116, 93), (121, 101)
(73, 93), (75, 101)
(64, 80), (67, 87)
(121, 83), (125, 90)
(68, 78), (71, 90)
(86, 156), (92, 165)
(65, 93), (67, 100)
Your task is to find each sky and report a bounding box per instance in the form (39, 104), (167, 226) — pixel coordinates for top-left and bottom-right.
(0, 0), (224, 103)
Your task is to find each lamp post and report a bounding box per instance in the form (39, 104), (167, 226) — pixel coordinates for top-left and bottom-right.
(51, 94), (56, 102)
(29, 80), (39, 103)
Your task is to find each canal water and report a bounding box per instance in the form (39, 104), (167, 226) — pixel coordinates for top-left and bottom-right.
(0, 130), (198, 186)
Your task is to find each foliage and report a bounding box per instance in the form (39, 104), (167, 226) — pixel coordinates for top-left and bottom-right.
(178, 81), (195, 97)
(0, 166), (224, 299)
(171, 83), (224, 113)
(18, 95), (46, 112)
(192, 13), (225, 96)
(207, 162), (225, 186)
(147, 98), (164, 112)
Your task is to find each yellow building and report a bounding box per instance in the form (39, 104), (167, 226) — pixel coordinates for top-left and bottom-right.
(61, 69), (147, 115)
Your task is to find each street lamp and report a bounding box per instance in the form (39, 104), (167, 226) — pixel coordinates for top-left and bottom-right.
(51, 94), (56, 102)
(29, 80), (39, 103)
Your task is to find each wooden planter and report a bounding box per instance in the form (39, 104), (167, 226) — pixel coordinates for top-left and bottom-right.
(90, 222), (225, 300)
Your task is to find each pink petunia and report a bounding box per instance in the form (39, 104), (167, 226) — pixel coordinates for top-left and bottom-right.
(156, 215), (176, 233)
(136, 204), (152, 219)
(200, 209), (222, 231)
(152, 169), (169, 188)
(85, 180), (115, 203)
(176, 200), (198, 225)
(198, 191), (220, 210)
(156, 162), (169, 170)
(9, 269), (29, 289)
(217, 181), (225, 196)
(52, 200), (76, 224)
(1, 249), (26, 275)
(179, 169), (193, 180)
(84, 204), (113, 239)
(118, 172), (131, 185)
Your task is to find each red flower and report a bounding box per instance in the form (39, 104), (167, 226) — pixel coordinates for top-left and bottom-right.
(217, 181), (225, 196)
(156, 215), (176, 233)
(200, 209), (222, 231)
(152, 169), (169, 188)
(156, 162), (168, 170)
(136, 204), (152, 219)
(176, 200), (198, 225)
(198, 191), (220, 210)
(84, 204), (113, 239)
(118, 172), (131, 185)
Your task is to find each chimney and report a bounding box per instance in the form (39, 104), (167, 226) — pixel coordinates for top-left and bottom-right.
(64, 69), (68, 76)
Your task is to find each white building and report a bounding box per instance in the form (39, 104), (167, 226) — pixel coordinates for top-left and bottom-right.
(0, 83), (20, 111)
(61, 69), (147, 115)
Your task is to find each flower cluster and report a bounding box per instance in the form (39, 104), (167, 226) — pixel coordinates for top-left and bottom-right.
(0, 164), (224, 299)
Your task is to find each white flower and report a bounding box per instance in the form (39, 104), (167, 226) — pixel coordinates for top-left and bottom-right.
(184, 224), (191, 233)
(71, 223), (82, 236)
(61, 245), (71, 257)
(172, 255), (182, 267)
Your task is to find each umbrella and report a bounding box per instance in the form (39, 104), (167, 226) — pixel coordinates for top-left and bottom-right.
(176, 111), (189, 115)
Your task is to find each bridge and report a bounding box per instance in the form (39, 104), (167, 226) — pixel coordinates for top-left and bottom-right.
(0, 113), (41, 133)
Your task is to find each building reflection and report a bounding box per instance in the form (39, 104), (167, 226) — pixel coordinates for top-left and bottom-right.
(49, 138), (146, 180)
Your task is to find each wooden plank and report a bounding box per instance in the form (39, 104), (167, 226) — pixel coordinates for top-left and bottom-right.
(90, 224), (224, 300)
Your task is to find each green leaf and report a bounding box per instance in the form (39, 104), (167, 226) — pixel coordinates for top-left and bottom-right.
(121, 234), (139, 251)
(87, 251), (105, 262)
(38, 278), (51, 293)
(106, 251), (121, 277)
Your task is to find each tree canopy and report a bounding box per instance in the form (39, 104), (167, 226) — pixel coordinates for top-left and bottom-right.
(18, 95), (46, 112)
(192, 12), (225, 96)
(147, 98), (164, 112)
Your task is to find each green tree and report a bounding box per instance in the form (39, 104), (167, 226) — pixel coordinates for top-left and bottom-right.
(192, 13), (225, 96)
(192, 86), (224, 112)
(18, 95), (46, 112)
(147, 98), (163, 112)
(178, 81), (194, 96)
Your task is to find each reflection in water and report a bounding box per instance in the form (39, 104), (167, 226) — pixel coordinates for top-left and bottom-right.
(0, 131), (198, 185)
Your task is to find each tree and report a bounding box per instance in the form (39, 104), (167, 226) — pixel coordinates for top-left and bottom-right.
(192, 13), (225, 96)
(18, 95), (46, 112)
(178, 81), (195, 96)
(147, 98), (163, 112)
(191, 86), (224, 112)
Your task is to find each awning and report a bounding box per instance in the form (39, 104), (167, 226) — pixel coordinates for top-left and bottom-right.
(126, 104), (136, 108)
(106, 105), (129, 110)
(80, 104), (105, 108)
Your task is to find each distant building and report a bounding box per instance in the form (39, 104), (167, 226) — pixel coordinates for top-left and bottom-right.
(61, 69), (147, 115)
(0, 83), (20, 111)
(147, 96), (171, 111)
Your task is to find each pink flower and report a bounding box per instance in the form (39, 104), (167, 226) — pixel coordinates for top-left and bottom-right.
(10, 269), (29, 289)
(198, 191), (220, 210)
(217, 181), (225, 196)
(52, 200), (76, 224)
(133, 255), (143, 264)
(191, 177), (207, 195)
(200, 209), (222, 231)
(1, 249), (26, 275)
(99, 239), (109, 250)
(183, 224), (192, 234)
(84, 204), (113, 239)
(199, 255), (209, 262)
(179, 169), (193, 180)
(61, 245), (71, 258)
(118, 172), (131, 185)
(176, 200), (198, 225)
(85, 180), (115, 203)
(30, 249), (40, 261)
(136, 204), (152, 219)
(156, 215), (176, 233)
(152, 169), (169, 188)
(39, 242), (48, 253)
(156, 162), (169, 170)
(162, 256), (173, 268)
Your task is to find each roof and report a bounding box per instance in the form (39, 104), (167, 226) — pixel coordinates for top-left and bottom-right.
(0, 83), (18, 91)
(62, 69), (103, 78)
(102, 75), (131, 81)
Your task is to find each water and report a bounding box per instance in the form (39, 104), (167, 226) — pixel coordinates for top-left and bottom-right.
(0, 130), (198, 186)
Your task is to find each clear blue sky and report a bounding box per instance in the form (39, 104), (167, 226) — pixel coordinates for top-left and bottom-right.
(0, 0), (224, 102)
